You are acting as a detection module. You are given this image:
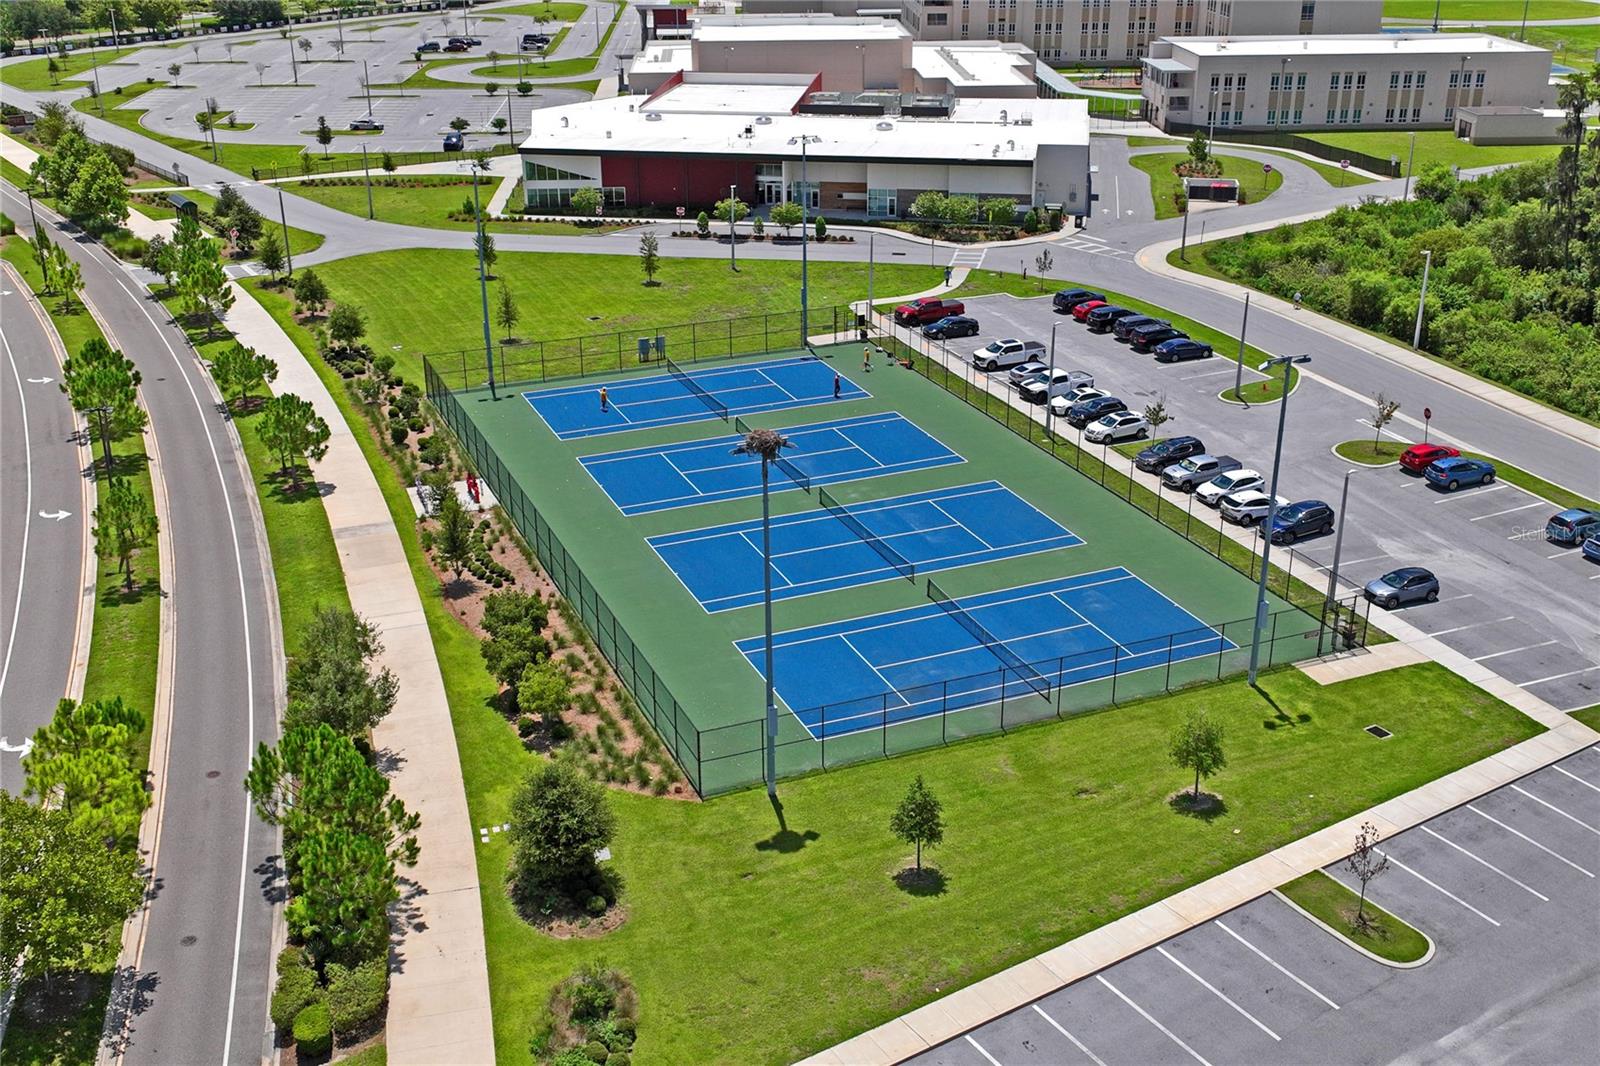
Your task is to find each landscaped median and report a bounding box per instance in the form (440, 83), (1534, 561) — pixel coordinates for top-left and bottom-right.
(1130, 151), (1284, 220)
(1333, 440), (1600, 513)
(1278, 870), (1431, 965)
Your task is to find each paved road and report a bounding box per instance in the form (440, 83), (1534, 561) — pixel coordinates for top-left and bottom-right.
(0, 267), (91, 787)
(959, 293), (1600, 712)
(909, 748), (1600, 1066)
(1, 186), (282, 1065)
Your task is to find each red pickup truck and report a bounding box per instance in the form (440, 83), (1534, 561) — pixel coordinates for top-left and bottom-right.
(893, 297), (965, 326)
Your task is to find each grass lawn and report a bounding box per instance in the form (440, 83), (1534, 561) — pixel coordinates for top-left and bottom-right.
(1571, 705), (1600, 731)
(490, 1), (587, 18)
(276, 175), (624, 236)
(0, 46), (141, 91)
(300, 248), (943, 387)
(1383, 0), (1594, 18)
(1130, 152), (1285, 220)
(377, 53), (597, 87)
(131, 187), (325, 258)
(1333, 440), (1599, 512)
(1515, 24), (1600, 70)
(1279, 870), (1430, 964)
(1122, 136), (1380, 186)
(471, 56), (598, 79)
(1304, 129), (1564, 171)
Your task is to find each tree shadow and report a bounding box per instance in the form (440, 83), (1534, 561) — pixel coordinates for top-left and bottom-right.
(96, 577), (159, 608)
(102, 966), (160, 1057)
(255, 854), (288, 905)
(1255, 685), (1312, 729)
(372, 745), (407, 776)
(753, 795), (820, 854)
(261, 464), (326, 506)
(1168, 790), (1230, 822)
(892, 866), (949, 897)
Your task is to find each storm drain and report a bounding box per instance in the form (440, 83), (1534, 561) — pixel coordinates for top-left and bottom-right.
(1365, 724), (1393, 739)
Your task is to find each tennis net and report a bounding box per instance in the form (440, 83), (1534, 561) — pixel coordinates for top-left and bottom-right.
(819, 488), (914, 581)
(734, 415), (812, 492)
(926, 578), (1050, 699)
(666, 355), (729, 422)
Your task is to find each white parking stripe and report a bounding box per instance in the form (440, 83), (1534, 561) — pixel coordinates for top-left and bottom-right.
(1519, 665), (1600, 688)
(1553, 765), (1600, 795)
(1097, 976), (1215, 1066)
(1510, 785), (1600, 835)
(1032, 1004), (1110, 1066)
(1425, 616), (1516, 637)
(964, 1034), (1003, 1066)
(1377, 851), (1500, 925)
(1470, 502), (1545, 521)
(1158, 947), (1281, 1040)
(1418, 826), (1549, 901)
(1468, 805), (1594, 877)
(1472, 640), (1558, 661)
(1212, 920), (1340, 1009)
(1433, 484), (1506, 502)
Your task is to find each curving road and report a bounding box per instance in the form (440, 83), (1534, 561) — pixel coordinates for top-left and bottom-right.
(1, 186), (283, 1066)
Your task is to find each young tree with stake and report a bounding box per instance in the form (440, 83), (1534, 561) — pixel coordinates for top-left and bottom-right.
(1170, 708), (1225, 802)
(1371, 392), (1401, 447)
(495, 282), (519, 341)
(258, 392), (331, 490)
(890, 775), (944, 873)
(92, 479), (158, 591)
(433, 491), (475, 585)
(638, 231), (660, 285)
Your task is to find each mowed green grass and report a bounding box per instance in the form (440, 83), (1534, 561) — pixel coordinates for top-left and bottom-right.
(1516, 24), (1600, 69)
(1129, 152), (1285, 220)
(305, 248), (942, 385)
(1383, 0), (1595, 18)
(277, 176), (624, 236)
(131, 187), (325, 258)
(0, 46), (141, 91)
(1305, 129), (1565, 170)
(1125, 138), (1380, 186)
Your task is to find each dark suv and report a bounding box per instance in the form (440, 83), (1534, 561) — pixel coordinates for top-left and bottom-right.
(1134, 435), (1205, 472)
(1064, 395), (1127, 428)
(1112, 314), (1164, 342)
(443, 131), (464, 151)
(1052, 288), (1104, 314)
(1130, 323), (1187, 352)
(1270, 500), (1335, 544)
(1085, 305), (1136, 333)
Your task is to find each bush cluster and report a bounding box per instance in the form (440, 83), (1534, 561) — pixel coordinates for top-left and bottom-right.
(531, 964), (639, 1064)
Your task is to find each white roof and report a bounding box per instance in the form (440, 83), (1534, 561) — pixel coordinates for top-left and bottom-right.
(695, 20), (908, 43)
(910, 43), (1034, 88)
(631, 41), (691, 74)
(1168, 32), (1547, 59)
(645, 80), (812, 114)
(520, 93), (1087, 164)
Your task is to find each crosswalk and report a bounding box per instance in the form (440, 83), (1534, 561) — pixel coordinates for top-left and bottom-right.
(1055, 232), (1133, 259)
(948, 246), (987, 270)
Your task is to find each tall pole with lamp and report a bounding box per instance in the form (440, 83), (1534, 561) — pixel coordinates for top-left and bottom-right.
(733, 428), (795, 798)
(277, 183), (294, 279)
(728, 182), (738, 272)
(1412, 249), (1432, 349)
(1319, 467), (1359, 656)
(788, 134), (821, 347)
(469, 160), (496, 399)
(1247, 353), (1312, 686)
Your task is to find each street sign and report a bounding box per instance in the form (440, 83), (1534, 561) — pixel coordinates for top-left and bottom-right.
(1340, 159), (1350, 169)
(1262, 163), (1273, 174)
(1423, 407), (1432, 442)
(675, 205), (685, 218)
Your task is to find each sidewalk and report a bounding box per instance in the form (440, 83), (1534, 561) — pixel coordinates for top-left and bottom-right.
(222, 289), (495, 1064)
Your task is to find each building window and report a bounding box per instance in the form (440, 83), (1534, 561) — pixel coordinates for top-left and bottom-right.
(1389, 71), (1400, 89)
(1296, 73), (1306, 90)
(1329, 72), (1340, 90)
(1300, 1), (1315, 19)
(1325, 107), (1336, 123)
(1233, 109), (1241, 124)
(1270, 73), (1280, 91)
(1355, 72), (1365, 89)
(867, 188), (898, 218)
(1266, 109), (1276, 125)
(1411, 106), (1421, 121)
(928, 11), (947, 23)
(1385, 105), (1395, 122)
(1292, 108), (1303, 124)
(525, 162), (592, 181)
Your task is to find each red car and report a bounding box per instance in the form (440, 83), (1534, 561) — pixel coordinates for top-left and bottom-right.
(1071, 299), (1107, 322)
(1399, 442), (1460, 474)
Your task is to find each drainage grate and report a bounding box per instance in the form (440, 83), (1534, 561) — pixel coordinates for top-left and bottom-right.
(1365, 724), (1393, 739)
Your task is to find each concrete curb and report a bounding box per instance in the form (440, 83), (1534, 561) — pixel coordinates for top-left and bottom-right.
(1269, 886), (1435, 971)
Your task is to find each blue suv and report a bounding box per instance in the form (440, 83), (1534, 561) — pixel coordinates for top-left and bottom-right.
(1545, 508), (1600, 546)
(1424, 456), (1495, 492)
(1269, 500), (1335, 544)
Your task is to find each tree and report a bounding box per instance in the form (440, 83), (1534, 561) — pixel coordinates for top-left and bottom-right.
(60, 337), (146, 475)
(256, 228), (285, 280)
(981, 196), (1016, 227)
(0, 793), (144, 990)
(475, 229), (497, 276)
(1187, 129), (1211, 165)
(768, 200), (803, 237)
(1371, 392), (1400, 446)
(479, 589), (550, 696)
(23, 696), (150, 849)
(889, 775), (944, 872)
(230, 203), (265, 251)
(449, 116), (470, 133)
(328, 302), (366, 350)
(92, 479), (158, 591)
(517, 659), (570, 726)
(507, 759), (615, 901)
(491, 116), (508, 139)
(257, 392), (330, 489)
(433, 491), (474, 583)
(484, 81), (499, 97)
(140, 234), (170, 280)
(283, 607), (399, 736)
(1143, 393), (1171, 437)
(167, 61), (181, 80)
(255, 60), (269, 86)
(176, 237), (234, 333)
(292, 268), (329, 317)
(1034, 245), (1053, 280)
(695, 210), (710, 237)
(65, 149), (129, 228)
(814, 215), (827, 240)
(315, 115), (333, 157)
(517, 81), (533, 97)
(210, 342), (278, 411)
(381, 150), (396, 174)
(133, 0), (183, 32)
(1344, 821), (1391, 931)
(1170, 709), (1225, 801)
(569, 185), (602, 217)
(638, 232), (660, 286)
(712, 196), (747, 225)
(49, 246), (83, 312)
(298, 36), (312, 63)
(495, 282), (519, 340)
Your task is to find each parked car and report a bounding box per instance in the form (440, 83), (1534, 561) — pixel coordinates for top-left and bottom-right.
(1085, 305), (1137, 333)
(972, 338), (1047, 371)
(521, 33), (550, 48)
(444, 39), (470, 51)
(1584, 535), (1600, 563)
(348, 116), (383, 131)
(1047, 385), (1104, 417)
(1020, 368), (1093, 404)
(1364, 567), (1440, 609)
(1162, 454), (1243, 492)
(1153, 338), (1214, 363)
(1129, 324), (1187, 352)
(442, 131), (464, 151)
(1083, 411), (1150, 443)
(1220, 489), (1288, 526)
(1269, 500), (1335, 544)
(417, 40), (441, 51)
(1070, 299), (1107, 322)
(1134, 435), (1205, 473)
(895, 296), (964, 326)
(1398, 442), (1460, 474)
(923, 314), (979, 340)
(1424, 456), (1496, 491)
(1544, 508), (1600, 546)
(1006, 361), (1049, 386)
(1052, 288), (1104, 313)
(1195, 468), (1264, 507)
(1064, 395), (1127, 428)
(1112, 315), (1164, 342)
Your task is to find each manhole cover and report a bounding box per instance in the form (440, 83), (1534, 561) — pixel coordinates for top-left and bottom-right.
(206, 770), (222, 778)
(1364, 724), (1392, 739)
(180, 935), (198, 946)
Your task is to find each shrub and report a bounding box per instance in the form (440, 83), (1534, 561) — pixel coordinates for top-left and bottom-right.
(518, 714), (538, 737)
(583, 1040), (610, 1063)
(269, 963), (321, 1030)
(292, 1001), (333, 1057)
(325, 957), (387, 1033)
(607, 1054), (630, 1066)
(585, 894), (607, 917)
(508, 760), (616, 905)
(551, 1052), (593, 1066)
(568, 970), (615, 1024)
(389, 423), (409, 446)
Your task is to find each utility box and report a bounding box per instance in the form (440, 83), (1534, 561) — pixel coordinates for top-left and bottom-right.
(1184, 178), (1238, 203)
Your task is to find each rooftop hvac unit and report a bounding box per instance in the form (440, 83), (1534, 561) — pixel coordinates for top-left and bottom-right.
(645, 112), (663, 121)
(875, 120), (893, 130)
(755, 115), (772, 124)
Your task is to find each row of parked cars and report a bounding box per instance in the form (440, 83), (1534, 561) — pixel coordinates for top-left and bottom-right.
(1054, 289), (1215, 363)
(418, 35), (484, 53)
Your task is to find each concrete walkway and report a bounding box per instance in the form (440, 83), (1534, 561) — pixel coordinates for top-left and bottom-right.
(799, 311), (1600, 1066)
(222, 289), (495, 1064)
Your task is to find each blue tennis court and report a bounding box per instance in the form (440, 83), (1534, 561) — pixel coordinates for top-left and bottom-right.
(735, 568), (1234, 738)
(523, 355), (869, 440)
(649, 482), (1082, 612)
(581, 412), (965, 516)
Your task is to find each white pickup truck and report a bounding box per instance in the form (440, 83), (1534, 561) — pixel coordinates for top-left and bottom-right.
(1161, 454), (1243, 493)
(971, 338), (1047, 371)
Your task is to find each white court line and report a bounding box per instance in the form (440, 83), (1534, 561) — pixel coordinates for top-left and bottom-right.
(964, 1034), (1003, 1066)
(878, 621), (1096, 671)
(1158, 947), (1281, 1041)
(1378, 851), (1500, 925)
(1097, 976), (1215, 1066)
(1032, 1004), (1109, 1066)
(1472, 640), (1558, 662)
(1213, 920), (1339, 1009)
(1520, 665), (1600, 689)
(1433, 484), (1507, 502)
(756, 367), (800, 402)
(930, 500), (994, 549)
(1470, 502), (1545, 521)
(738, 529), (796, 589)
(1553, 765), (1600, 795)
(1468, 805), (1594, 877)
(1418, 826), (1549, 901)
(1424, 616), (1515, 637)
(840, 634), (907, 707)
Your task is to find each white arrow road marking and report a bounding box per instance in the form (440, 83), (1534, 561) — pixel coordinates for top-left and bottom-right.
(26, 376), (53, 384)
(0, 736), (35, 757)
(37, 510), (71, 521)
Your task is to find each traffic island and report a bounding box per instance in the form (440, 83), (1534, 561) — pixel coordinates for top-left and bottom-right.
(1276, 870), (1432, 966)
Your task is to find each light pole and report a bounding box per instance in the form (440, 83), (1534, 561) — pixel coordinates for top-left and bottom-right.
(468, 161), (496, 399)
(1319, 468), (1359, 656)
(362, 58), (374, 118)
(855, 43), (866, 89)
(1233, 291), (1250, 402)
(788, 133), (821, 347)
(1453, 54), (1471, 123)
(728, 182), (738, 272)
(1412, 249), (1432, 348)
(1402, 131), (1417, 200)
(1519, 0), (1532, 40)
(732, 429), (795, 798)
(1207, 85), (1218, 145)
(361, 143), (374, 219)
(277, 183), (294, 279)
(1247, 353), (1312, 686)
(286, 29), (299, 85)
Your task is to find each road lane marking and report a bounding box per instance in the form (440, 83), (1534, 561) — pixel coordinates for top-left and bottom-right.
(1098, 976), (1215, 1066)
(1158, 946), (1281, 1040)
(1510, 785), (1600, 834)
(1470, 502), (1545, 521)
(964, 1034), (1003, 1066)
(1377, 851), (1500, 925)
(1032, 1004), (1109, 1066)
(1553, 765), (1600, 795)
(1519, 665), (1600, 688)
(1213, 919), (1339, 1009)
(1418, 826), (1548, 901)
(0, 305), (35, 705)
(1472, 640), (1558, 661)
(1468, 805), (1593, 877)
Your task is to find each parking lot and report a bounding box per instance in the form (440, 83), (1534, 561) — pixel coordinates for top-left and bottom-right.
(909, 749), (1600, 1066)
(948, 292), (1600, 712)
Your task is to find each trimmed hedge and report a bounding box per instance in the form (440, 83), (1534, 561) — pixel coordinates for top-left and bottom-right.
(326, 957), (388, 1033)
(292, 1001), (333, 1058)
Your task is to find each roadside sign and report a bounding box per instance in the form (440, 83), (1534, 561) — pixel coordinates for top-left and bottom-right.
(675, 205), (685, 218)
(1261, 163), (1273, 174)
(1423, 406), (1432, 442)
(1340, 159), (1351, 169)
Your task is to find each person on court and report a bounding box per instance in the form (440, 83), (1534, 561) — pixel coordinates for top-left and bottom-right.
(862, 345), (872, 372)
(599, 386), (609, 412)
(833, 372), (841, 398)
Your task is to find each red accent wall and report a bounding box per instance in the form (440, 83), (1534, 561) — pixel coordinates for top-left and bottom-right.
(599, 155), (761, 209)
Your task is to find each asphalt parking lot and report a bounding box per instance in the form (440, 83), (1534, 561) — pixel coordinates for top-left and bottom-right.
(954, 292), (1600, 712)
(908, 749), (1600, 1066)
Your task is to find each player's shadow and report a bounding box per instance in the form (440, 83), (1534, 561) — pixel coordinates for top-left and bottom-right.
(754, 795), (820, 854)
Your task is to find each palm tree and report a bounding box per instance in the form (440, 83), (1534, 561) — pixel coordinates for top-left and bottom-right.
(732, 427), (794, 797)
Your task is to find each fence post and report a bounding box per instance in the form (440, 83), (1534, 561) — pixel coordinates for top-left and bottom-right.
(1165, 633), (1175, 691)
(1110, 643), (1120, 703)
(941, 680), (948, 744)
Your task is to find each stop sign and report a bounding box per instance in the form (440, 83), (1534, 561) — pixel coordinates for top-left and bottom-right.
(1340, 159), (1351, 169)
(1424, 407), (1432, 421)
(675, 206), (685, 218)
(1262, 163), (1273, 174)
